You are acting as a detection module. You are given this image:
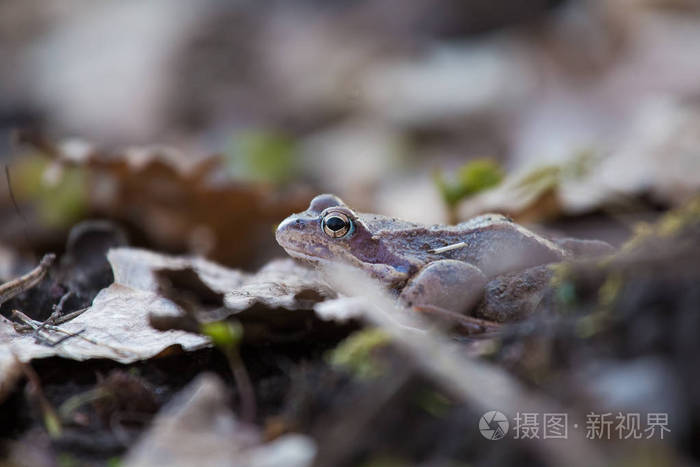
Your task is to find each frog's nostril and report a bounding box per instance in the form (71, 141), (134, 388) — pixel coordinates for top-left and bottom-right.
(277, 217), (294, 233)
(277, 217), (306, 236)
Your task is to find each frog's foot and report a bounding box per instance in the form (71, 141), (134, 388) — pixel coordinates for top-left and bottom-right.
(399, 260), (487, 315)
(474, 264), (552, 323)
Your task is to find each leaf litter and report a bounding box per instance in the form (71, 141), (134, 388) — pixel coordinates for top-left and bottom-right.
(0, 244), (344, 403)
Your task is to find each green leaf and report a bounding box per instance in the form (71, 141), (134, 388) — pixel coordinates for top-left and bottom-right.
(200, 321), (243, 350)
(434, 158), (503, 208)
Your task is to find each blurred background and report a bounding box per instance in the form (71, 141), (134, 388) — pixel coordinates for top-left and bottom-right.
(2, 3), (700, 466)
(1, 0), (699, 268)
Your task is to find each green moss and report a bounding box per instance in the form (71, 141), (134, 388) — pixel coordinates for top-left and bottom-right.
(548, 262), (571, 287)
(328, 328), (391, 380)
(516, 164), (561, 192)
(598, 271), (623, 309)
(561, 197), (700, 339)
(575, 314), (602, 339)
(658, 197), (700, 236)
(516, 149), (596, 193)
(548, 263), (577, 310)
(621, 222), (655, 253)
(622, 196), (700, 252)
(573, 271), (624, 338)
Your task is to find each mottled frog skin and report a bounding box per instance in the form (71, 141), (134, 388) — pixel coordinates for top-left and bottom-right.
(276, 194), (607, 315)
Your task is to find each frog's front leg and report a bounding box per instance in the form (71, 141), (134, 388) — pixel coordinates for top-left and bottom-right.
(399, 260), (487, 315)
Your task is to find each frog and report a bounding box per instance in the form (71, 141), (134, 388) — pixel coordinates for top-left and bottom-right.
(275, 193), (612, 317)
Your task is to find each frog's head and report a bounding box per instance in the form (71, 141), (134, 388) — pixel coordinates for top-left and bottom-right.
(275, 194), (415, 286)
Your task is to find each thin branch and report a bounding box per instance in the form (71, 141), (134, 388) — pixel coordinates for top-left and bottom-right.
(12, 309), (130, 356)
(4, 164), (32, 253)
(0, 254), (56, 305)
(17, 307), (89, 334)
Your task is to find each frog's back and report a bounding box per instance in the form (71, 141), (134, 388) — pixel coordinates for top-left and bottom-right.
(374, 213), (566, 278)
(447, 215), (565, 276)
(359, 212), (424, 232)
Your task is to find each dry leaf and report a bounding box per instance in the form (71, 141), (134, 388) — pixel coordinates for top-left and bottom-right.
(105, 248), (336, 319)
(0, 246), (339, 403)
(110, 248), (348, 343)
(0, 249), (212, 401)
(0, 282), (209, 365)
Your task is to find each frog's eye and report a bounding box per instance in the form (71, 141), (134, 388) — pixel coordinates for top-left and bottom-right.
(321, 212), (353, 238)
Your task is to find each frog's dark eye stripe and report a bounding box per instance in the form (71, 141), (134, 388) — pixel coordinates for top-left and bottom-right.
(322, 212), (353, 238)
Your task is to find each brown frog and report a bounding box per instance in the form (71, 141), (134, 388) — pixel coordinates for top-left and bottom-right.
(276, 194), (612, 316)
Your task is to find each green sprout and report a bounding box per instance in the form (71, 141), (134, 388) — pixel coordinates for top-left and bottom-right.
(434, 158), (504, 209)
(200, 320), (255, 422)
(201, 320), (243, 351)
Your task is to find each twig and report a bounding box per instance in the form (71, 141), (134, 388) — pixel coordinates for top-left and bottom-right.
(58, 387), (110, 420)
(4, 164), (32, 254)
(52, 290), (74, 317)
(12, 309), (128, 356)
(13, 309), (78, 346)
(51, 306), (88, 325)
(14, 306), (89, 333)
(0, 254), (55, 305)
(31, 291), (74, 341)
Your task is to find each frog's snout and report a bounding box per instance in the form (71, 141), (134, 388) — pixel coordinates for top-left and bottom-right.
(275, 216), (306, 246)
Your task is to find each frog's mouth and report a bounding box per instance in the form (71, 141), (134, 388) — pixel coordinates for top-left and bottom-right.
(281, 246), (408, 289)
(280, 246), (330, 266)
